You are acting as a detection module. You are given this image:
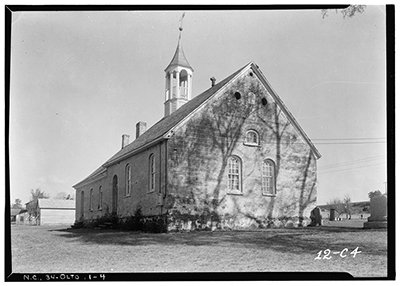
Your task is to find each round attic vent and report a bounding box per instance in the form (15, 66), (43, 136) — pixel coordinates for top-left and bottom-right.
(234, 92), (241, 100)
(261, 98), (268, 106)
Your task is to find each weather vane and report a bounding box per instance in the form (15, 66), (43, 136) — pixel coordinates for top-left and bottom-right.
(179, 12), (186, 32)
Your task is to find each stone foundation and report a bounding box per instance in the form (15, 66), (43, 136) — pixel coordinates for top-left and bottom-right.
(166, 212), (311, 232)
(77, 211), (312, 232)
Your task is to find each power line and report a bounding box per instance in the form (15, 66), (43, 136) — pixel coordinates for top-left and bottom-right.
(314, 141), (386, 145)
(319, 162), (386, 175)
(319, 155), (386, 170)
(311, 137), (386, 141)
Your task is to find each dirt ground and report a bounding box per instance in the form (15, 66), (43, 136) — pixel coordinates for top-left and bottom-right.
(10, 224), (388, 277)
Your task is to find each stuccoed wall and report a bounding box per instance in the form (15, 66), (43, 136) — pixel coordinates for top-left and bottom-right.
(165, 70), (318, 230)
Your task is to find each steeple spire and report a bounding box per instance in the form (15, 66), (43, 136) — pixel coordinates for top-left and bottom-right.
(165, 12), (193, 72)
(164, 13), (194, 117)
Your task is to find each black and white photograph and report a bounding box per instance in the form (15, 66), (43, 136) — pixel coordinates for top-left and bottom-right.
(5, 5), (393, 281)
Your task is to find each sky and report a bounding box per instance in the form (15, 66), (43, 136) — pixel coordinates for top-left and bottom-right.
(8, 7), (387, 206)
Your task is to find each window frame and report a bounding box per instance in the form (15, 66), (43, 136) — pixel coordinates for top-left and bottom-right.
(244, 129), (260, 146)
(262, 159), (276, 196)
(125, 164), (132, 197)
(227, 156), (242, 195)
(149, 154), (156, 193)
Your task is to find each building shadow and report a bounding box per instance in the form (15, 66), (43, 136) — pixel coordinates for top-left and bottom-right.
(48, 227), (387, 256)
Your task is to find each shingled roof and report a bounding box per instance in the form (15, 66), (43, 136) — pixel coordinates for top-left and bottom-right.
(74, 62), (321, 188)
(165, 36), (193, 72)
(73, 63), (248, 188)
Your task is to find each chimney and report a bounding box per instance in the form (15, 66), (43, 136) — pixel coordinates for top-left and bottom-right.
(121, 134), (130, 149)
(210, 77), (216, 87)
(136, 121), (147, 139)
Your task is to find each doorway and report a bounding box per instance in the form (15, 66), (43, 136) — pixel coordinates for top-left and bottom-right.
(80, 190), (84, 220)
(112, 175), (118, 213)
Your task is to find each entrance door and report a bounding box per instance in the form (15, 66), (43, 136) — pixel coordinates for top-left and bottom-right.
(80, 191), (84, 220)
(112, 175), (118, 213)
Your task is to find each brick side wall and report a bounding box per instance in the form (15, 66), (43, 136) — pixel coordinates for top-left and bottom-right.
(75, 141), (168, 222)
(165, 70), (318, 230)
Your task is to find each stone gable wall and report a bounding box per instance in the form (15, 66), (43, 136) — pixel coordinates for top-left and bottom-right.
(165, 70), (318, 230)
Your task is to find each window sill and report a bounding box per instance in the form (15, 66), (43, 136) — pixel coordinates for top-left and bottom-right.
(227, 190), (243, 196)
(262, 193), (276, 197)
(98, 208), (102, 211)
(147, 189), (156, 194)
(124, 194), (131, 198)
(243, 142), (260, 147)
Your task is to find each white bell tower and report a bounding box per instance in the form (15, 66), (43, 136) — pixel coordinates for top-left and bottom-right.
(164, 13), (194, 117)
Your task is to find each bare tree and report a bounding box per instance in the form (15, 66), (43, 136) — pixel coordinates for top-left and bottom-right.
(26, 188), (49, 225)
(322, 5), (366, 19)
(343, 194), (352, 219)
(11, 198), (23, 209)
(326, 197), (346, 219)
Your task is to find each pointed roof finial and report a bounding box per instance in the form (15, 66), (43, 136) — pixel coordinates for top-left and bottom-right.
(165, 12), (193, 72)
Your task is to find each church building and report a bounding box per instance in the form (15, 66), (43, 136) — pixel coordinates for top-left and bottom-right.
(73, 25), (321, 231)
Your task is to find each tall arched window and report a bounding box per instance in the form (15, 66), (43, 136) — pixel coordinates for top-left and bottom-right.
(245, 130), (259, 146)
(149, 154), (155, 192)
(98, 186), (102, 210)
(262, 159), (276, 195)
(89, 188), (93, 211)
(125, 164), (131, 196)
(228, 156), (242, 193)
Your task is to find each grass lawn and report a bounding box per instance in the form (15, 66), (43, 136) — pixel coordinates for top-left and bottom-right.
(11, 224), (387, 277)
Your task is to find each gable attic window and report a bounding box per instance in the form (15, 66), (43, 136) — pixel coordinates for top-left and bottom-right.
(125, 164), (131, 196)
(227, 156), (242, 195)
(149, 154), (155, 192)
(244, 130), (260, 146)
(262, 159), (276, 196)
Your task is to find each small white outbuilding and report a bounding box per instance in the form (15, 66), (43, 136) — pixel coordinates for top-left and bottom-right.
(37, 199), (75, 225)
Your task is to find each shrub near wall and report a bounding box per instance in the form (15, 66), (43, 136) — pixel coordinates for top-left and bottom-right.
(80, 208), (168, 233)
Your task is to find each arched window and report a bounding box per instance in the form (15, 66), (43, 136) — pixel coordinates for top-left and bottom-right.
(245, 130), (259, 146)
(149, 154), (155, 192)
(98, 186), (102, 210)
(125, 164), (131, 196)
(262, 159), (276, 195)
(89, 188), (93, 211)
(228, 156), (242, 193)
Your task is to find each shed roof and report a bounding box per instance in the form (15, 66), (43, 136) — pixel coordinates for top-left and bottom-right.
(37, 199), (75, 209)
